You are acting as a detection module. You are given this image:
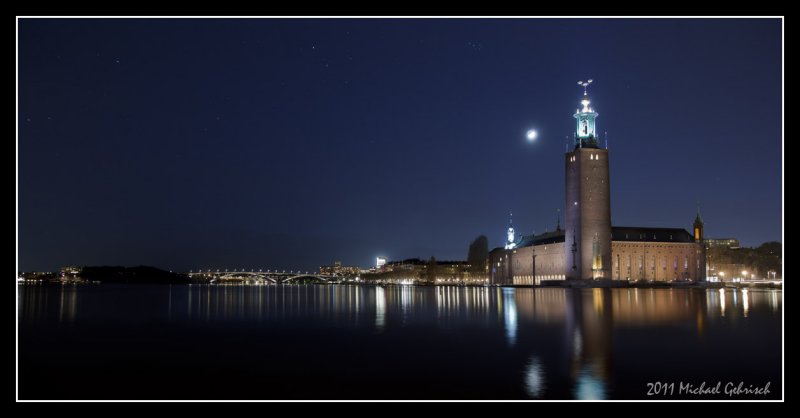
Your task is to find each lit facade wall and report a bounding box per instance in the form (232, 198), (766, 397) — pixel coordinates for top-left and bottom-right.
(610, 241), (703, 281)
(489, 241), (704, 284)
(489, 242), (566, 285)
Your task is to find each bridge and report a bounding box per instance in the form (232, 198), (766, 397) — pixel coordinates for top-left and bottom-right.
(185, 269), (345, 284)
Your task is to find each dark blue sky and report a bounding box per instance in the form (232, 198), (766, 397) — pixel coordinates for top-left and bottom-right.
(18, 18), (782, 272)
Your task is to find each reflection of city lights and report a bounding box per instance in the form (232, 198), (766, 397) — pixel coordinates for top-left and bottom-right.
(375, 286), (386, 331)
(575, 367), (607, 400)
(719, 289), (726, 317)
(503, 288), (517, 346)
(524, 357), (546, 398)
(742, 288), (749, 317)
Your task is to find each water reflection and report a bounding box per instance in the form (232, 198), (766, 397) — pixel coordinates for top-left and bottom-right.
(17, 284), (782, 400)
(503, 288), (517, 346)
(375, 286), (386, 331)
(58, 285), (78, 323)
(524, 356), (545, 398)
(19, 284), (78, 324)
(742, 288), (749, 317)
(566, 289), (612, 400)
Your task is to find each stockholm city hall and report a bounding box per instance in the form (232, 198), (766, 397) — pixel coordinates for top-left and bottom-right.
(489, 81), (706, 284)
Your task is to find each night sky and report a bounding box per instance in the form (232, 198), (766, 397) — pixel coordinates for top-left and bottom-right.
(18, 18), (782, 273)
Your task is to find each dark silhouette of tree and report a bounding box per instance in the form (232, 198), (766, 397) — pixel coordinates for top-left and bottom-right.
(426, 256), (438, 284)
(467, 235), (489, 273)
(755, 241), (782, 277)
(78, 266), (190, 284)
(706, 241), (782, 279)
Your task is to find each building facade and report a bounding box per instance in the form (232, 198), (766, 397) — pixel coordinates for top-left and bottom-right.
(319, 261), (361, 277)
(704, 238), (741, 249)
(489, 82), (705, 284)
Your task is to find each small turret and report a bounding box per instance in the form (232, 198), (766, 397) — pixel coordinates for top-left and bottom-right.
(693, 204), (704, 242)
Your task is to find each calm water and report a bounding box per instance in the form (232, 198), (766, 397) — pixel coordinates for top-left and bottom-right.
(18, 284), (782, 400)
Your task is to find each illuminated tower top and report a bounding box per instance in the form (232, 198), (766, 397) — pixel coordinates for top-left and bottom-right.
(574, 79), (600, 149)
(693, 204), (704, 242)
(505, 212), (516, 249)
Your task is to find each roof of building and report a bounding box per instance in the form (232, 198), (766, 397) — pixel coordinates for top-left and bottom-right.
(499, 229), (566, 251)
(611, 227), (694, 243)
(490, 226), (695, 252)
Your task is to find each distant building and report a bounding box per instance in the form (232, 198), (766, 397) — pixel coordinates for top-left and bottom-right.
(59, 265), (84, 283)
(319, 261), (360, 277)
(60, 265), (82, 276)
(362, 258), (483, 285)
(704, 238), (740, 249)
(376, 256), (387, 270)
(488, 82), (705, 284)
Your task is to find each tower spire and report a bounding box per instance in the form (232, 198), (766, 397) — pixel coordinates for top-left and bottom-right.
(693, 202), (704, 242)
(578, 79), (593, 96)
(695, 202), (703, 224)
(505, 211), (516, 249)
(574, 79), (599, 149)
(556, 208), (561, 231)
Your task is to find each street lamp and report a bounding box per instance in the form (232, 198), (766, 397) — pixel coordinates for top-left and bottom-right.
(719, 271), (725, 282)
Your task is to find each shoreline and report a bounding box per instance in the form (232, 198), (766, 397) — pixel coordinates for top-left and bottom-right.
(18, 280), (783, 290)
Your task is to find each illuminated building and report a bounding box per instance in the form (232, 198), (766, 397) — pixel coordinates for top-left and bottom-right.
(376, 256), (387, 270)
(489, 81), (706, 284)
(361, 258), (484, 285)
(704, 238), (740, 249)
(319, 261), (361, 277)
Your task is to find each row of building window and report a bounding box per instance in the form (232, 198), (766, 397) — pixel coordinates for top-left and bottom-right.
(511, 274), (567, 285)
(615, 255), (690, 269)
(568, 154), (602, 162)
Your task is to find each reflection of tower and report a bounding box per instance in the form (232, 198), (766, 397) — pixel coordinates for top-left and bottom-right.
(565, 80), (612, 280)
(565, 289), (613, 400)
